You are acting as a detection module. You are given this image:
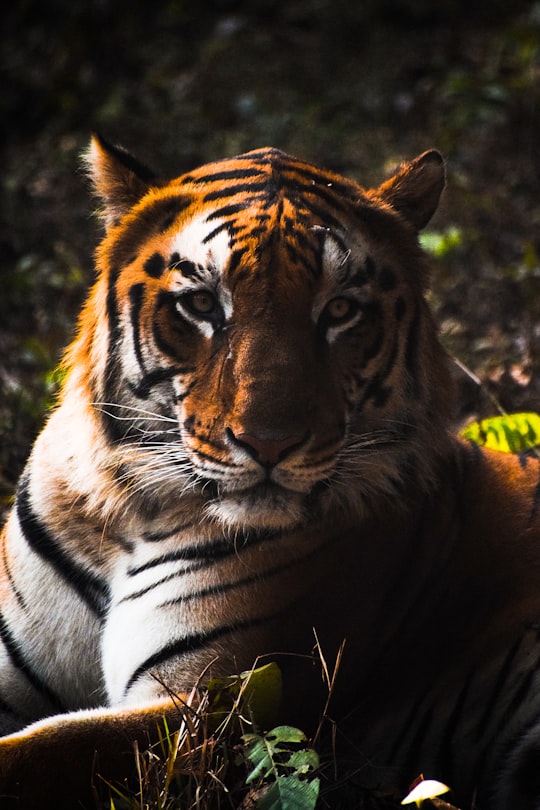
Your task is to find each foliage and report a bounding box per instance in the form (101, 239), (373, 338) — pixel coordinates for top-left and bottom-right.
(460, 412), (540, 453)
(242, 726), (320, 810)
(420, 227), (463, 259)
(99, 664), (320, 810)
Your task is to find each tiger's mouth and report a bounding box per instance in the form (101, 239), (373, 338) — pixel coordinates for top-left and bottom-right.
(202, 480), (307, 531)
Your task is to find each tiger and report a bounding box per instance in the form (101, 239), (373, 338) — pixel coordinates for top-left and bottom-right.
(1, 135), (540, 810)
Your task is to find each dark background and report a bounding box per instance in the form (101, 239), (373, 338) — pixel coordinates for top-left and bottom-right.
(2, 0), (540, 508)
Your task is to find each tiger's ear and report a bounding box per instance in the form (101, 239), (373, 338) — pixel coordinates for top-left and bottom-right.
(83, 134), (158, 228)
(375, 150), (445, 231)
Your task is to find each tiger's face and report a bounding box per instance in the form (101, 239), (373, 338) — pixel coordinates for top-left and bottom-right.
(74, 139), (451, 531)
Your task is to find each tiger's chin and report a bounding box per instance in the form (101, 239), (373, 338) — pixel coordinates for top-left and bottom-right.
(205, 483), (306, 531)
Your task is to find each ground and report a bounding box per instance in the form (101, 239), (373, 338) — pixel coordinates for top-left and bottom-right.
(2, 0), (540, 507)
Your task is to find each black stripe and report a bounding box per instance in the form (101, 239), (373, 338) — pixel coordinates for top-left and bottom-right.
(474, 636), (525, 741)
(472, 645), (540, 788)
(284, 239), (305, 267)
(283, 226), (320, 273)
(292, 179), (351, 215)
(290, 194), (343, 231)
(227, 248), (245, 277)
(2, 539), (28, 611)
(192, 168), (265, 184)
(394, 296), (406, 322)
(129, 283), (146, 372)
(101, 266), (126, 443)
(127, 364), (195, 400)
(0, 609), (66, 712)
(486, 645), (540, 742)
(436, 670), (475, 777)
(120, 562), (207, 603)
(359, 306), (384, 364)
(168, 257), (201, 278)
(127, 546), (227, 576)
(123, 612), (274, 696)
(206, 202), (252, 221)
(243, 148), (285, 164)
(528, 474), (540, 528)
(202, 221), (231, 244)
(518, 450), (531, 469)
(125, 534), (321, 606)
(357, 329), (399, 410)
(106, 196), (192, 270)
(16, 476), (110, 617)
(157, 547), (317, 609)
(106, 266), (122, 349)
(143, 252), (166, 279)
(143, 522), (196, 542)
(176, 379), (197, 403)
(127, 529), (282, 576)
(204, 182), (271, 202)
(282, 164), (355, 200)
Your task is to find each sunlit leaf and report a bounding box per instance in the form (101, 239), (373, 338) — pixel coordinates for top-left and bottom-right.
(460, 412), (540, 454)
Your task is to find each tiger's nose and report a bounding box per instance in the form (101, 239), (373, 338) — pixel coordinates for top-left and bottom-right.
(227, 429), (305, 467)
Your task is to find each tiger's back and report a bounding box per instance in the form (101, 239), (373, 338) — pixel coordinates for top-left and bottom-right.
(1, 137), (540, 809)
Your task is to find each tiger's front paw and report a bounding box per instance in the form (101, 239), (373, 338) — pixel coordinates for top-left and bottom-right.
(0, 699), (185, 810)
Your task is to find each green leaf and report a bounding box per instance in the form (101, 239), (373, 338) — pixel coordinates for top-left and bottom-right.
(242, 726), (320, 810)
(256, 774), (321, 810)
(460, 412), (540, 454)
(240, 662), (283, 731)
(207, 662), (282, 732)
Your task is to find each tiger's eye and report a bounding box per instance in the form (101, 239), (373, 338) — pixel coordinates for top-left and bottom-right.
(326, 297), (353, 321)
(186, 291), (217, 315)
(319, 296), (361, 332)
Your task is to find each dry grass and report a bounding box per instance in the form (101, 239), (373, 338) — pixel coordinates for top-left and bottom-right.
(98, 669), (275, 810)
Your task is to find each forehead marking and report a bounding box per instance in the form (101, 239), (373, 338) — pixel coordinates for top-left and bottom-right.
(170, 215), (231, 277)
(143, 252), (166, 279)
(167, 215), (234, 337)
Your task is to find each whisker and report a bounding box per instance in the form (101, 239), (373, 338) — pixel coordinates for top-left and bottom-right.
(91, 401), (179, 423)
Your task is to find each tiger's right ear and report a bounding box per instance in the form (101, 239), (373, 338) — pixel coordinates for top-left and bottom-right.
(83, 134), (157, 228)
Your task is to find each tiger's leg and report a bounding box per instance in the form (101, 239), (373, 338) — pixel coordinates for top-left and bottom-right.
(0, 696), (195, 810)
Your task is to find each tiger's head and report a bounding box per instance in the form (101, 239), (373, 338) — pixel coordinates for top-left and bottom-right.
(66, 137), (452, 532)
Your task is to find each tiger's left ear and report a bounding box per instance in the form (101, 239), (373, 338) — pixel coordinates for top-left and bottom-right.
(375, 150), (445, 231)
(83, 134), (158, 228)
